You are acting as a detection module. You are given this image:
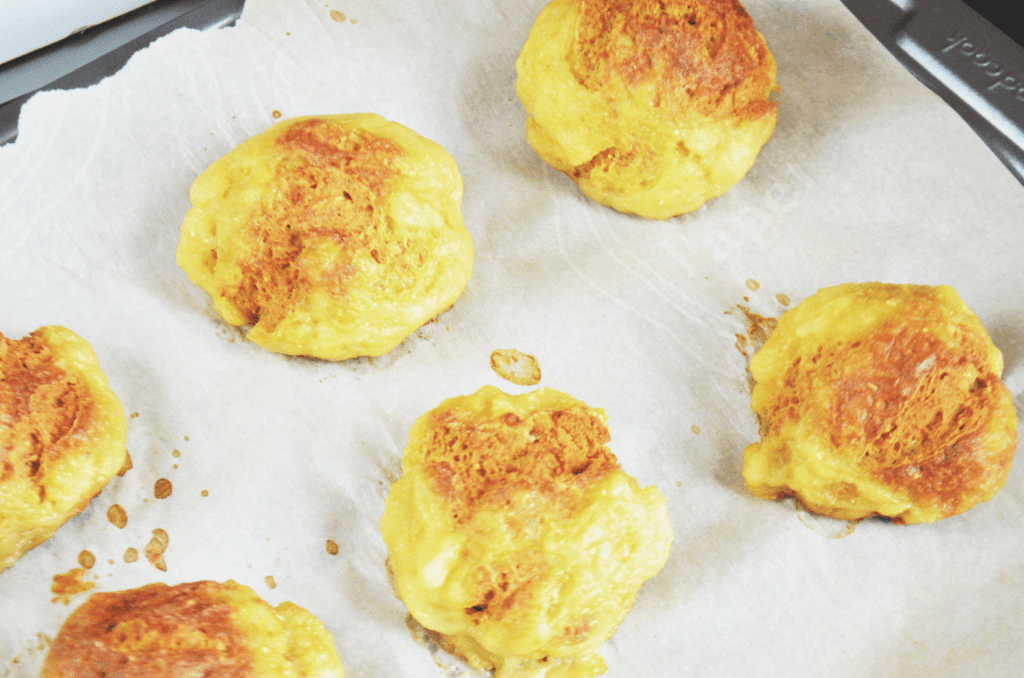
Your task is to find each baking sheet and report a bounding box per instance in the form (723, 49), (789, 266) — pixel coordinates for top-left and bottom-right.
(1, 0), (1023, 676)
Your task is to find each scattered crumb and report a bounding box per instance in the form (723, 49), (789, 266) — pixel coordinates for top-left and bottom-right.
(201, 489), (209, 497)
(107, 504), (128, 529)
(691, 425), (700, 435)
(130, 412), (139, 419)
(330, 9), (346, 21)
(151, 528), (169, 550)
(172, 450), (181, 458)
(184, 436), (189, 441)
(490, 348), (542, 386)
(265, 576), (277, 590)
(154, 478), (173, 499)
(676, 481), (682, 488)
(272, 110), (282, 119)
(107, 559), (114, 565)
(326, 540), (339, 556)
(746, 279), (760, 292)
(77, 551), (95, 570)
(776, 293), (791, 306)
(51, 568), (95, 604)
(145, 529), (169, 571)
(734, 304), (780, 391)
(795, 501), (859, 539)
(738, 305), (778, 347)
(350, 18), (357, 23)
(117, 452), (132, 476)
(124, 548), (138, 563)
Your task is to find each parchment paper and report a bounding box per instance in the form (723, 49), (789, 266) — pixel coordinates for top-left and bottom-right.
(2, 1), (1023, 676)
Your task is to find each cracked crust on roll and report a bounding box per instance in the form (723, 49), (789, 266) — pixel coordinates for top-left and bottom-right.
(516, 0), (778, 219)
(0, 326), (127, 572)
(380, 386), (672, 678)
(176, 114), (473, 361)
(743, 283), (1018, 524)
(41, 580), (344, 678)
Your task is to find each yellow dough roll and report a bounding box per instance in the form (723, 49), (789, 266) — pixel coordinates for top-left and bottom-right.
(516, 0), (778, 219)
(176, 114), (474, 360)
(1, 326), (127, 572)
(41, 579), (344, 678)
(380, 386), (673, 678)
(743, 283), (1018, 524)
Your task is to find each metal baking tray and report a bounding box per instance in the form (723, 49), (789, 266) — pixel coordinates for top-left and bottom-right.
(0, 0), (245, 146)
(843, 0), (1024, 184)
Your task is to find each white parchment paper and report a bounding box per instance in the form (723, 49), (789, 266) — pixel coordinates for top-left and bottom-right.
(2, 1), (1023, 676)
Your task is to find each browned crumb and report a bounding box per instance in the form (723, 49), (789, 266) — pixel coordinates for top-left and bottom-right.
(117, 451), (132, 476)
(107, 504), (128, 529)
(51, 568), (95, 604)
(154, 478), (173, 499)
(776, 293), (791, 306)
(746, 279), (760, 291)
(265, 576), (276, 590)
(326, 540), (339, 556)
(145, 529), (169, 571)
(738, 305), (778, 349)
(124, 548), (138, 563)
(489, 348), (542, 386)
(77, 551), (95, 570)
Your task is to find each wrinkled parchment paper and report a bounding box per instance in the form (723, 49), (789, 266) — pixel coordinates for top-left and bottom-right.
(2, 1), (1023, 676)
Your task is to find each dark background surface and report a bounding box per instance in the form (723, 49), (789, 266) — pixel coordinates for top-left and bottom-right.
(962, 0), (1023, 47)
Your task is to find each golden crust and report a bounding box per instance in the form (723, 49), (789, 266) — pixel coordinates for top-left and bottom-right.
(743, 283), (1018, 524)
(380, 386), (672, 678)
(570, 0), (776, 121)
(41, 580), (345, 678)
(176, 114), (474, 361)
(516, 0), (778, 219)
(423, 405), (620, 528)
(0, 326), (127, 572)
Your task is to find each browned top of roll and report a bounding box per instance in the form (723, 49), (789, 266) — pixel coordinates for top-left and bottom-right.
(569, 0), (777, 121)
(42, 582), (254, 678)
(0, 331), (93, 493)
(231, 117), (405, 328)
(422, 405), (620, 525)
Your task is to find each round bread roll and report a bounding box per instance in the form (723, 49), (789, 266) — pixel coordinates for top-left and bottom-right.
(515, 0), (778, 219)
(1, 326), (127, 573)
(176, 114), (474, 361)
(380, 385), (672, 678)
(743, 283), (1018, 524)
(41, 580), (344, 678)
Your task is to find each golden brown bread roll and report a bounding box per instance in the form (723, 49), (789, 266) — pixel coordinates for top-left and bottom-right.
(743, 283), (1018, 524)
(41, 580), (345, 678)
(1, 326), (126, 572)
(380, 386), (672, 678)
(516, 0), (778, 219)
(176, 113), (474, 361)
